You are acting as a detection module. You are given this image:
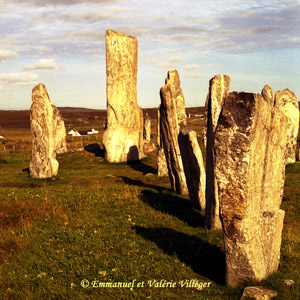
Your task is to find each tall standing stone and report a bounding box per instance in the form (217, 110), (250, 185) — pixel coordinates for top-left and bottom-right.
(30, 83), (60, 178)
(205, 74), (231, 229)
(274, 89), (299, 164)
(160, 70), (188, 194)
(144, 114), (151, 142)
(157, 105), (168, 177)
(178, 129), (206, 209)
(102, 29), (144, 162)
(53, 105), (67, 154)
(215, 88), (290, 287)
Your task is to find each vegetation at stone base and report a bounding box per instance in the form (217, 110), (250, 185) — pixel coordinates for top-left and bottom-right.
(0, 110), (299, 300)
(0, 141), (299, 299)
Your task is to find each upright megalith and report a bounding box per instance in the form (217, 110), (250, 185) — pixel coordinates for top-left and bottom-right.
(102, 29), (144, 162)
(274, 89), (299, 164)
(157, 106), (168, 177)
(159, 70), (188, 194)
(30, 83), (64, 178)
(178, 129), (206, 210)
(53, 105), (67, 154)
(205, 74), (231, 229)
(215, 87), (291, 287)
(144, 114), (151, 142)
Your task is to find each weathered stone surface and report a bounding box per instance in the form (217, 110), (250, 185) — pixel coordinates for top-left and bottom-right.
(102, 29), (144, 162)
(274, 89), (299, 164)
(52, 105), (67, 154)
(284, 279), (295, 286)
(241, 286), (277, 300)
(30, 83), (60, 178)
(157, 105), (168, 177)
(214, 90), (289, 287)
(157, 147), (168, 177)
(205, 74), (231, 229)
(178, 128), (206, 210)
(159, 70), (188, 194)
(144, 115), (151, 142)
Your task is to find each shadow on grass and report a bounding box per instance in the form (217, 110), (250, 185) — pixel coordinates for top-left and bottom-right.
(119, 176), (167, 193)
(119, 176), (204, 228)
(127, 159), (157, 175)
(133, 225), (226, 284)
(84, 143), (105, 157)
(141, 189), (205, 228)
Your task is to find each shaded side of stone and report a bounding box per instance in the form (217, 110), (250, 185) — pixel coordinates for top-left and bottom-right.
(205, 74), (231, 229)
(178, 128), (206, 210)
(159, 70), (187, 194)
(157, 105), (168, 177)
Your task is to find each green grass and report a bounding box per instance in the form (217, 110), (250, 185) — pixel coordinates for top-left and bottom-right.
(0, 130), (299, 299)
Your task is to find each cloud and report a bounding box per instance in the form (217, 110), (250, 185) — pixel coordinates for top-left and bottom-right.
(113, 25), (151, 37)
(0, 49), (19, 61)
(183, 74), (205, 79)
(184, 64), (202, 71)
(22, 58), (61, 70)
(37, 11), (121, 23)
(34, 46), (53, 53)
(9, 0), (119, 7)
(0, 72), (39, 86)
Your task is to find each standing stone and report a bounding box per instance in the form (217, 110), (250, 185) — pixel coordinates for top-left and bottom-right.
(102, 29), (144, 162)
(178, 128), (206, 210)
(144, 114), (151, 142)
(215, 88), (290, 287)
(274, 89), (299, 164)
(160, 70), (188, 194)
(157, 105), (168, 177)
(157, 148), (168, 177)
(52, 105), (67, 154)
(30, 83), (59, 178)
(205, 74), (231, 229)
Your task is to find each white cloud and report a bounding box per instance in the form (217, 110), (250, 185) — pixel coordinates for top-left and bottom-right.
(184, 64), (202, 71)
(0, 49), (19, 61)
(9, 0), (119, 7)
(0, 72), (39, 86)
(113, 25), (151, 36)
(22, 58), (61, 70)
(34, 46), (53, 53)
(184, 74), (205, 79)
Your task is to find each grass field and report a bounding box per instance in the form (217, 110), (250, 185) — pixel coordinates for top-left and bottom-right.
(0, 114), (299, 299)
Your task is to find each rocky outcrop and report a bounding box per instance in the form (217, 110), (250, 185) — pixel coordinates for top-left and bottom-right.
(159, 70), (187, 194)
(102, 29), (144, 162)
(215, 88), (290, 287)
(205, 74), (231, 229)
(30, 83), (61, 178)
(274, 89), (299, 164)
(178, 129), (206, 209)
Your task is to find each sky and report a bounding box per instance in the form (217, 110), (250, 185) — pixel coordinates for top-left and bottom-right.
(0, 0), (299, 110)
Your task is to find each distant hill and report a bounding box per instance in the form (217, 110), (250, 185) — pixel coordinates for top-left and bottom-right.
(58, 107), (106, 113)
(0, 107), (205, 129)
